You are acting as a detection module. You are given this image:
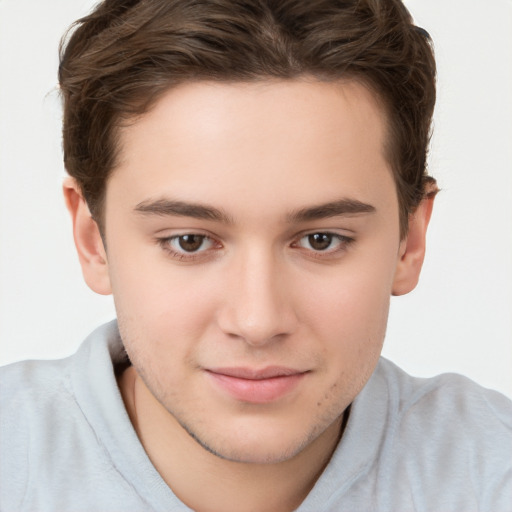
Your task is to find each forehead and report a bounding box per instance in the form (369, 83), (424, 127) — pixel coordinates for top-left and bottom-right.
(108, 79), (396, 222)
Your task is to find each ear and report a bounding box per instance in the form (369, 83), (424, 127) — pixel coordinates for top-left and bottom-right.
(392, 192), (435, 296)
(63, 177), (112, 295)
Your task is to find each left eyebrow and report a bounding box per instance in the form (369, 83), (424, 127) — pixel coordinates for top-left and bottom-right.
(287, 198), (376, 223)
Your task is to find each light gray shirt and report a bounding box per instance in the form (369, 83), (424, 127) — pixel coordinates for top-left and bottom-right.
(1, 321), (511, 511)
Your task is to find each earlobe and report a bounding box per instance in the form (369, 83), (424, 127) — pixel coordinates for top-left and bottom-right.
(63, 178), (112, 295)
(392, 192), (435, 296)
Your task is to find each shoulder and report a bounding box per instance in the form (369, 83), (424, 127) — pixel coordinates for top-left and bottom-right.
(0, 355), (77, 510)
(375, 357), (512, 431)
(0, 352), (79, 432)
(376, 358), (512, 510)
(1, 354), (74, 401)
(0, 321), (137, 512)
(0, 319), (122, 414)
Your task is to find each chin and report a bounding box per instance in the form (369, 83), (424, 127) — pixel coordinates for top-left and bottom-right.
(194, 435), (309, 465)
(178, 412), (333, 465)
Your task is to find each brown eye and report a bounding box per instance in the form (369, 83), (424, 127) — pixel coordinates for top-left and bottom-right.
(177, 234), (206, 252)
(294, 232), (353, 255)
(307, 233), (333, 251)
(159, 233), (218, 260)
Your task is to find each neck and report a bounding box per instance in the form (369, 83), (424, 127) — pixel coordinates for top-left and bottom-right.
(118, 367), (346, 512)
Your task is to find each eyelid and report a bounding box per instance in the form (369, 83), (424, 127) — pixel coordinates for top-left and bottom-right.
(170, 234), (215, 252)
(156, 231), (223, 261)
(155, 229), (354, 262)
(291, 230), (355, 256)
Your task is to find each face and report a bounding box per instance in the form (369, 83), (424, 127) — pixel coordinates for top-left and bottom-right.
(103, 80), (404, 464)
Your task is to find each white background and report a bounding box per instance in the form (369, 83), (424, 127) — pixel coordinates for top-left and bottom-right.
(0, 0), (511, 398)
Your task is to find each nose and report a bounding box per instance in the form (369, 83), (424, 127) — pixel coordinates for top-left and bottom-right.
(216, 247), (297, 347)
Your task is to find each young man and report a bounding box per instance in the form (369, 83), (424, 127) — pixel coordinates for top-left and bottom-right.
(1, 0), (511, 511)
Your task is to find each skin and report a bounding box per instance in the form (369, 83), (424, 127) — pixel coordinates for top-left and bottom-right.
(64, 79), (433, 512)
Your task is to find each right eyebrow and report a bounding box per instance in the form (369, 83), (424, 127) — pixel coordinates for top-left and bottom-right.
(133, 199), (233, 224)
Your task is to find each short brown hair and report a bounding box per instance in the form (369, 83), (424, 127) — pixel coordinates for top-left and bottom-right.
(59, 0), (436, 238)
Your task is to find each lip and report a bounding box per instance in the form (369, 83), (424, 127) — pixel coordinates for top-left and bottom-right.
(205, 366), (307, 404)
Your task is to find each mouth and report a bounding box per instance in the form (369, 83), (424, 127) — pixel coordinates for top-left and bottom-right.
(205, 366), (308, 404)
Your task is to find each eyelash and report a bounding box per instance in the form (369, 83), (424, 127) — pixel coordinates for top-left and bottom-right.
(291, 232), (354, 258)
(156, 231), (354, 262)
(157, 233), (219, 261)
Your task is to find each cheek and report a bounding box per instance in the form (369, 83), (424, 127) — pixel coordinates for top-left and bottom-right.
(301, 264), (392, 335)
(301, 278), (390, 415)
(296, 257), (393, 382)
(109, 243), (215, 320)
(108, 252), (222, 369)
